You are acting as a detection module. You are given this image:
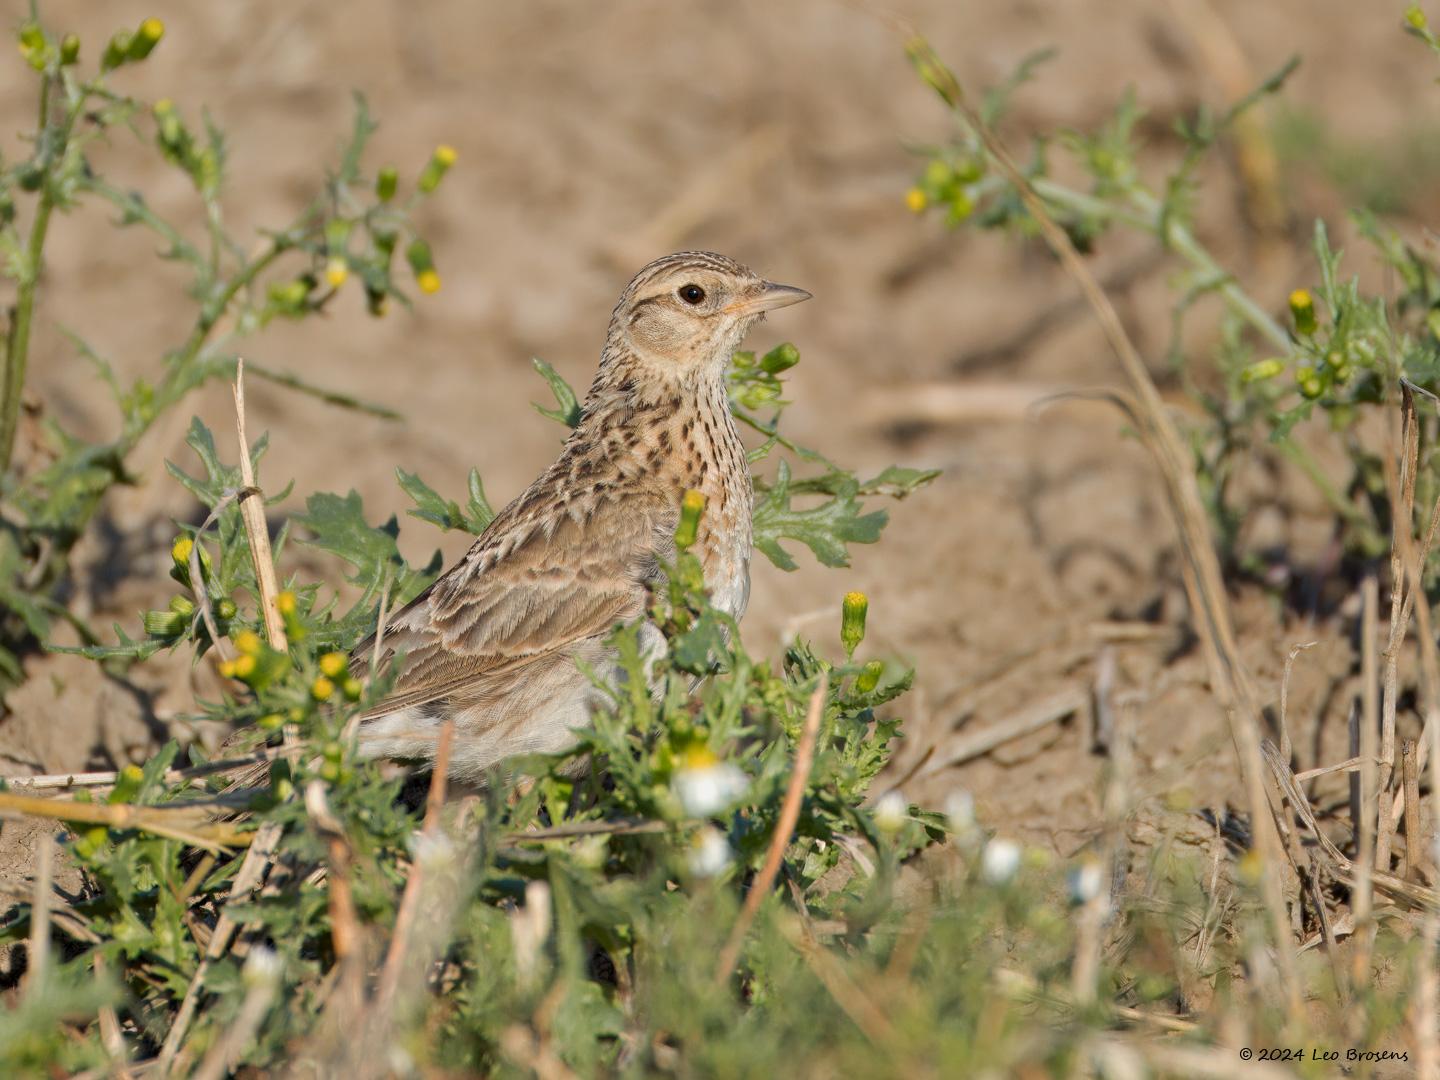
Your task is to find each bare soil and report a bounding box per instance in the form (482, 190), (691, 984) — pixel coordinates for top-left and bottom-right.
(0, 0), (1434, 887)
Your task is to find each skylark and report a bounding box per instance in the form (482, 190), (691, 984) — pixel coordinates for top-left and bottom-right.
(355, 252), (810, 780)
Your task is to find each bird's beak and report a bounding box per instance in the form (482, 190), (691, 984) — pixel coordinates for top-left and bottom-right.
(726, 281), (813, 315)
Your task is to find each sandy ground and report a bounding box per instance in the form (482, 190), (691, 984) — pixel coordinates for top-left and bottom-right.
(1, 0), (1436, 879)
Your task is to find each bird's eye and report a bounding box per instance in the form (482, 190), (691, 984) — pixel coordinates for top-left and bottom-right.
(678, 284), (706, 305)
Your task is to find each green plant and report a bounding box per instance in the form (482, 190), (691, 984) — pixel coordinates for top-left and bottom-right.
(905, 18), (1440, 571)
(0, 10), (454, 691)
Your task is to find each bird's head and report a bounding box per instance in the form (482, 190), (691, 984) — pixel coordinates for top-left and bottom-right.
(606, 251), (810, 380)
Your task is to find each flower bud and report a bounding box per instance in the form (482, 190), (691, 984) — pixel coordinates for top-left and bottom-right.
(258, 712), (285, 732)
(126, 18), (164, 62)
(107, 764), (144, 805)
(406, 238), (440, 294)
(1408, 5), (1429, 31)
(102, 31), (132, 71)
(1240, 358), (1284, 384)
(675, 488), (706, 552)
(376, 166), (398, 201)
(168, 595), (195, 617)
(418, 144), (457, 193)
(324, 257), (348, 289)
(232, 654), (256, 679)
(170, 534), (211, 586)
(216, 598), (238, 621)
(319, 651), (348, 678)
(760, 342), (800, 375)
(311, 675), (335, 701)
(1288, 288), (1317, 335)
(855, 659), (884, 693)
(841, 591), (868, 658)
(905, 187), (927, 213)
(342, 677), (364, 701)
(18, 24), (47, 70)
(59, 34), (79, 65)
(143, 608), (187, 637)
(276, 591), (296, 616)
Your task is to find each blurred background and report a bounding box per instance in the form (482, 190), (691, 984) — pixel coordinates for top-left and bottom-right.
(1, 0), (1435, 845)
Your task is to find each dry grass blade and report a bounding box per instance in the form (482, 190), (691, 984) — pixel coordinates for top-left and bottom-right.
(781, 917), (896, 1045)
(233, 358), (287, 652)
(1403, 740), (1423, 882)
(23, 832), (54, 998)
(713, 674), (827, 986)
(896, 31), (1299, 1020)
(0, 791), (249, 851)
(917, 685), (1086, 780)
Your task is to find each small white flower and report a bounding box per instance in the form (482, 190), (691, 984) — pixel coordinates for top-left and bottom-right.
(981, 838), (1021, 884)
(687, 827), (732, 877)
(242, 946), (281, 988)
(945, 789), (976, 834)
(1068, 857), (1105, 904)
(874, 790), (908, 833)
(674, 759), (748, 818)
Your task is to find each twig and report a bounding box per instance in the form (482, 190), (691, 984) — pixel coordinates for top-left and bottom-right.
(1292, 756), (1373, 783)
(0, 791), (248, 851)
(233, 358), (288, 652)
(305, 782), (361, 965)
(24, 832), (54, 999)
(1404, 740), (1423, 883)
(782, 918), (895, 1045)
(161, 373), (300, 1072)
(501, 818), (669, 843)
(917, 686), (1087, 779)
(713, 675), (827, 985)
(4, 745), (308, 792)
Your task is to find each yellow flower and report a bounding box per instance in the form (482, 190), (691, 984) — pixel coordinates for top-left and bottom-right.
(905, 187), (927, 213)
(276, 591), (296, 615)
(218, 659), (237, 679)
(434, 144), (458, 167)
(171, 536), (193, 564)
(417, 269), (441, 294)
(319, 652), (348, 678)
(311, 676), (335, 701)
(234, 630), (262, 656)
(325, 257), (348, 289)
(232, 654), (256, 679)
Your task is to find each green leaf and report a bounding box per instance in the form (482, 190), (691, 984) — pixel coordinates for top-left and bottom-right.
(752, 460), (889, 570)
(397, 468), (467, 532)
(531, 358), (582, 428)
(466, 467), (495, 530)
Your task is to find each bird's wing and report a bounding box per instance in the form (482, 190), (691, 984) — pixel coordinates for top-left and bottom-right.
(355, 488), (672, 719)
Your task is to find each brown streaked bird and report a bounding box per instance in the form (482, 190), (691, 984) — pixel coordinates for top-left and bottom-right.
(354, 252), (810, 780)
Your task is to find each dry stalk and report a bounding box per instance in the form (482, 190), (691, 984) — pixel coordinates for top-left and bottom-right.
(895, 34), (1299, 1021)
(24, 831), (54, 998)
(782, 918), (896, 1045)
(713, 675), (826, 986)
(233, 359), (287, 652)
(161, 363), (300, 1073)
(916, 685), (1088, 781)
(1277, 640), (1317, 765)
(0, 791), (248, 851)
(4, 746), (305, 792)
(1404, 740), (1423, 882)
